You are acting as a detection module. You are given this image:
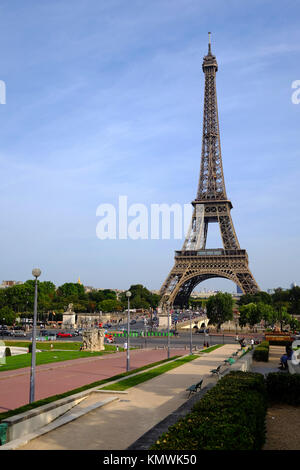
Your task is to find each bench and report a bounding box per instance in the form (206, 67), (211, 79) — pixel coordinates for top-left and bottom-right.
(224, 358), (233, 365)
(186, 379), (203, 398)
(210, 365), (222, 378)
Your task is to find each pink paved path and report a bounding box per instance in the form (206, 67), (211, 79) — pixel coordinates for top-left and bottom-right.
(0, 348), (187, 413)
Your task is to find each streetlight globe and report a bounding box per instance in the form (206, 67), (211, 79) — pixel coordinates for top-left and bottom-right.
(32, 268), (41, 278)
(126, 291), (132, 298)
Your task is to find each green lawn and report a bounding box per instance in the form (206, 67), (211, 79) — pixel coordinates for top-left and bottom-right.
(3, 340), (84, 351)
(0, 344), (121, 372)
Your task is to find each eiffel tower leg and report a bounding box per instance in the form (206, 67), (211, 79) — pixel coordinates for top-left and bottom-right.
(218, 213), (240, 250)
(159, 253), (259, 310)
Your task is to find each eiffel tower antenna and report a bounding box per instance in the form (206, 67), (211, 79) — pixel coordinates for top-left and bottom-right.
(159, 35), (259, 311)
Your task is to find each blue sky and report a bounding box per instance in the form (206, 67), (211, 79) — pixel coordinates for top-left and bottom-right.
(0, 0), (299, 292)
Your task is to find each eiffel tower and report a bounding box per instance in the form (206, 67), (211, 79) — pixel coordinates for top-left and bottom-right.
(159, 33), (259, 310)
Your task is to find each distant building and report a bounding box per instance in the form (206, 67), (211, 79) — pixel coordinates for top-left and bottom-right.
(0, 280), (23, 289)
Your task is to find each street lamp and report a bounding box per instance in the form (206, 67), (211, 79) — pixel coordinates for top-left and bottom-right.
(167, 304), (170, 359)
(29, 268), (41, 403)
(126, 291), (131, 371)
(190, 309), (193, 355)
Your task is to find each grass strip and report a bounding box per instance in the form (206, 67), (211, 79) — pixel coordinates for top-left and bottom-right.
(0, 345), (122, 372)
(200, 344), (223, 354)
(0, 355), (182, 422)
(3, 341), (84, 351)
(102, 354), (199, 391)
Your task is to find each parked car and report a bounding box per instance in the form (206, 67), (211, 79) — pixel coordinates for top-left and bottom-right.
(13, 330), (27, 337)
(40, 330), (50, 336)
(57, 332), (73, 338)
(1, 329), (12, 336)
(130, 319), (136, 325)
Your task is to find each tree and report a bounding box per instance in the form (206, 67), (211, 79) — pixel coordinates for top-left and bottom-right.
(98, 299), (122, 313)
(120, 285), (160, 310)
(0, 306), (16, 326)
(288, 286), (300, 317)
(238, 303), (261, 331)
(257, 302), (276, 328)
(206, 293), (234, 331)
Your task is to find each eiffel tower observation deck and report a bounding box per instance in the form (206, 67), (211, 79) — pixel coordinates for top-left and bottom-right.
(159, 33), (259, 310)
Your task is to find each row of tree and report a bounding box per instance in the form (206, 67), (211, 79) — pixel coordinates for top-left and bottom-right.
(0, 282), (160, 325)
(205, 287), (300, 331)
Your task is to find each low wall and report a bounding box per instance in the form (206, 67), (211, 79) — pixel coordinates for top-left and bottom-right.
(1, 384), (108, 444)
(220, 350), (253, 377)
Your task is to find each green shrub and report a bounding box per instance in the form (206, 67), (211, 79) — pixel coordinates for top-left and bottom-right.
(266, 373), (300, 406)
(253, 341), (269, 362)
(151, 371), (267, 451)
(269, 340), (292, 347)
(259, 341), (269, 349)
(253, 347), (269, 362)
(4, 347), (11, 357)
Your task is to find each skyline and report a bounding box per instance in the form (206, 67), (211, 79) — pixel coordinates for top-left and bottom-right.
(0, 1), (300, 292)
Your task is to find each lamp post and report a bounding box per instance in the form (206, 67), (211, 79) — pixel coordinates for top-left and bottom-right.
(189, 309), (193, 355)
(29, 268), (41, 403)
(126, 291), (131, 371)
(167, 305), (170, 359)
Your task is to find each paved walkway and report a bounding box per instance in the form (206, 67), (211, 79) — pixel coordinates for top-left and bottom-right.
(17, 344), (239, 450)
(0, 348), (188, 413)
(251, 345), (286, 375)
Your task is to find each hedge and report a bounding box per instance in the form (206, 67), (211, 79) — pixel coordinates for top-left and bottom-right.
(266, 372), (300, 406)
(269, 340), (292, 347)
(253, 341), (269, 362)
(151, 371), (267, 450)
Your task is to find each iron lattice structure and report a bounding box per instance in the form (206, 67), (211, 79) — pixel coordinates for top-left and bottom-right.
(159, 34), (259, 310)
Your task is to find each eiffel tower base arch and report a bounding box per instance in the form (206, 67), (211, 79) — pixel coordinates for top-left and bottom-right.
(159, 250), (259, 312)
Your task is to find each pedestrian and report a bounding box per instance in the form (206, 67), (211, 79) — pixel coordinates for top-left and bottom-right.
(123, 341), (127, 350)
(250, 338), (254, 349)
(116, 345), (119, 352)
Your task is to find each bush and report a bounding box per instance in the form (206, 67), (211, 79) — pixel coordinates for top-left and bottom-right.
(4, 347), (11, 357)
(253, 341), (269, 362)
(151, 371), (267, 450)
(266, 373), (300, 406)
(253, 347), (269, 362)
(269, 340), (292, 347)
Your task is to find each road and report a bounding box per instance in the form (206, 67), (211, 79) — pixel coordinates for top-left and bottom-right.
(1, 327), (262, 350)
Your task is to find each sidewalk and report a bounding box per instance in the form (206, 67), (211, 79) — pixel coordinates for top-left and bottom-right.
(16, 344), (239, 450)
(251, 345), (286, 375)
